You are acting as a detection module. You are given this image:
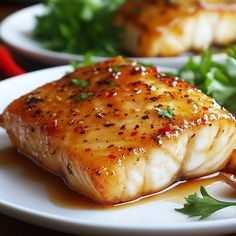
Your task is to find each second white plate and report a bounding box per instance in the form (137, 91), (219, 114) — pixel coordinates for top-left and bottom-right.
(0, 4), (227, 68)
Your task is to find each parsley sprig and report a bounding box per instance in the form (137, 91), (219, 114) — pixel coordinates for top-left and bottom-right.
(70, 52), (94, 72)
(75, 92), (94, 102)
(175, 186), (236, 219)
(71, 79), (89, 88)
(70, 61), (79, 71)
(155, 105), (175, 118)
(178, 46), (236, 111)
(33, 0), (124, 56)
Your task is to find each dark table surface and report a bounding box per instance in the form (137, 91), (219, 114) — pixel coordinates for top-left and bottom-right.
(0, 2), (235, 236)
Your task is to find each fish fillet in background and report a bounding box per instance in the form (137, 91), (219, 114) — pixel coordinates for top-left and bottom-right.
(116, 0), (236, 57)
(0, 56), (236, 204)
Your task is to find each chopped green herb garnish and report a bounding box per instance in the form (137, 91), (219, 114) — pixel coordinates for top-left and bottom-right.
(68, 54), (94, 74)
(83, 52), (93, 67)
(70, 61), (79, 71)
(112, 66), (119, 73)
(175, 186), (236, 219)
(75, 92), (94, 102)
(71, 79), (89, 88)
(155, 106), (175, 118)
(110, 81), (115, 87)
(137, 62), (154, 67)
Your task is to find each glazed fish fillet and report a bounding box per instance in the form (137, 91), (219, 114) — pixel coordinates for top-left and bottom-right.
(1, 56), (236, 204)
(116, 0), (236, 57)
(225, 149), (236, 172)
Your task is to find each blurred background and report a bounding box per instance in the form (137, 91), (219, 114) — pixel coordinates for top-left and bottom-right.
(0, 0), (45, 80)
(2, 0), (41, 5)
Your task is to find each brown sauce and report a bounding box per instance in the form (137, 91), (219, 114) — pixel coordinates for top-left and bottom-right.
(0, 147), (233, 210)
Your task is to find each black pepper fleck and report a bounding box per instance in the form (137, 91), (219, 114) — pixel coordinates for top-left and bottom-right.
(67, 163), (73, 175)
(96, 113), (105, 118)
(142, 115), (149, 120)
(103, 122), (115, 127)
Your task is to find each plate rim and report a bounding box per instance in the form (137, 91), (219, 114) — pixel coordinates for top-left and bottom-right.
(0, 67), (235, 236)
(0, 193), (236, 235)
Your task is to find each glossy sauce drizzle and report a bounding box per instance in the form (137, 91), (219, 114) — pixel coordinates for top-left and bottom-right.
(0, 147), (230, 210)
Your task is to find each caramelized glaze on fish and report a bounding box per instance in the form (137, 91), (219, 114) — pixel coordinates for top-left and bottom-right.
(0, 56), (236, 204)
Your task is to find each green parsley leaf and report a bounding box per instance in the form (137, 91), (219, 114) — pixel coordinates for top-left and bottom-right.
(71, 79), (89, 88)
(70, 61), (79, 71)
(175, 186), (236, 219)
(110, 81), (115, 87)
(33, 0), (124, 56)
(112, 66), (119, 73)
(155, 106), (175, 118)
(178, 46), (236, 112)
(75, 92), (94, 102)
(137, 62), (154, 67)
(83, 52), (93, 67)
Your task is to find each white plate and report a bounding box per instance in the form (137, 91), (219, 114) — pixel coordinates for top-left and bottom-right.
(0, 4), (227, 68)
(0, 66), (236, 236)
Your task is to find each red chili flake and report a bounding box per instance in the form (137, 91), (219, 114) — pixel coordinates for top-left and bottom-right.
(157, 126), (171, 135)
(106, 91), (117, 98)
(131, 131), (138, 137)
(95, 128), (100, 131)
(190, 85), (198, 90)
(108, 154), (117, 159)
(202, 106), (208, 111)
(201, 118), (207, 125)
(147, 67), (160, 74)
(85, 148), (91, 152)
(141, 135), (146, 140)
